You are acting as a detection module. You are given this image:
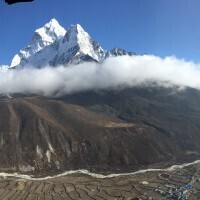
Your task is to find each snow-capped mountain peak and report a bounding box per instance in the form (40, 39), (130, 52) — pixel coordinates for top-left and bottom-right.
(8, 19), (134, 69)
(50, 23), (105, 65)
(61, 24), (87, 47)
(35, 18), (66, 43)
(27, 18), (66, 54)
(70, 24), (90, 39)
(66, 24), (100, 56)
(10, 19), (66, 68)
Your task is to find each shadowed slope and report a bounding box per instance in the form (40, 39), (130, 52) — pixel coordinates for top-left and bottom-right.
(0, 87), (200, 175)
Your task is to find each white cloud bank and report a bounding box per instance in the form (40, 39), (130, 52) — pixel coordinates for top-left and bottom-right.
(0, 55), (200, 96)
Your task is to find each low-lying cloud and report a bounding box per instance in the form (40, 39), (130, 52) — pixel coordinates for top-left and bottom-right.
(1, 55), (200, 96)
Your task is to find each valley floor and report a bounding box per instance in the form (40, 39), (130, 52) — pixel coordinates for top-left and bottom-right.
(0, 162), (200, 199)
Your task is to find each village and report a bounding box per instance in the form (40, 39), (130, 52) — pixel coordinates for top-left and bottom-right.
(0, 162), (199, 199)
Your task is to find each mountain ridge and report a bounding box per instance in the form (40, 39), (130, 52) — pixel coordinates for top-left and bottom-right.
(1, 19), (200, 176)
(0, 87), (200, 175)
(1, 19), (135, 70)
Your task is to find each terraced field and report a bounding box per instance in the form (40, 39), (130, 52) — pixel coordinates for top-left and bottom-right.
(0, 162), (200, 199)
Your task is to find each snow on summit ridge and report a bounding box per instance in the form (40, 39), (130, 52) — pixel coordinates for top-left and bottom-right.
(11, 18), (66, 68)
(9, 18), (134, 69)
(35, 18), (66, 43)
(50, 23), (105, 66)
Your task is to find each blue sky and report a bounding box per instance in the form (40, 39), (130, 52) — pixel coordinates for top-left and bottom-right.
(0, 0), (200, 65)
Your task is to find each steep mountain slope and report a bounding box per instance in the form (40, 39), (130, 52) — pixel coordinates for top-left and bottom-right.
(0, 87), (200, 175)
(49, 24), (105, 66)
(8, 19), (134, 69)
(10, 19), (66, 69)
(1, 19), (200, 177)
